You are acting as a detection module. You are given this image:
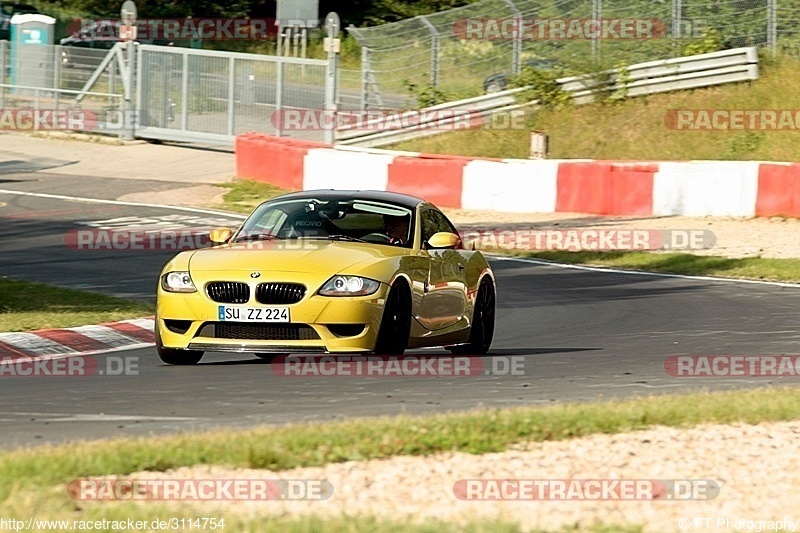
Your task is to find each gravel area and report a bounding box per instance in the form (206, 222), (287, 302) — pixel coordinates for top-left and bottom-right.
(97, 421), (800, 532)
(442, 209), (800, 259)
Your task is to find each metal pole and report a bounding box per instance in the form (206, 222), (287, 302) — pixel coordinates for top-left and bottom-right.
(123, 40), (135, 141)
(502, 0), (522, 75)
(767, 0), (777, 53)
(0, 41), (5, 109)
(53, 43), (61, 110)
(592, 0), (601, 60)
(360, 45), (368, 110)
(180, 50), (189, 131)
(672, 0), (682, 38)
(227, 56), (235, 136)
(418, 16), (439, 87)
(275, 58), (282, 137)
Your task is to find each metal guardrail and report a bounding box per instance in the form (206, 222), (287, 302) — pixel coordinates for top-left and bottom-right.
(336, 47), (759, 148)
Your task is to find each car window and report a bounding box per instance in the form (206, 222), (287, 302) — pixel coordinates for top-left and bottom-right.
(421, 208), (458, 244)
(238, 198), (414, 246)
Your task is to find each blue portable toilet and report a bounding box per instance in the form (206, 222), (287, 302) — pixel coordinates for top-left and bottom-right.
(10, 13), (56, 94)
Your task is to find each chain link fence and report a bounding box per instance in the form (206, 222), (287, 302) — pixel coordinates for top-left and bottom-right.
(348, 0), (780, 110)
(0, 40), (126, 135)
(0, 40), (334, 143)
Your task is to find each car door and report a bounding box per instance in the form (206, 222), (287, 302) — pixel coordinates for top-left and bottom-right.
(415, 208), (468, 330)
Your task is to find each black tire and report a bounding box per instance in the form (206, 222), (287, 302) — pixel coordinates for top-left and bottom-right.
(374, 281), (412, 355)
(155, 325), (204, 365)
(449, 277), (495, 355)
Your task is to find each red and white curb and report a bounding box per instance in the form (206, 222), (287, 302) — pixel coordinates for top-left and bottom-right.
(0, 318), (155, 359)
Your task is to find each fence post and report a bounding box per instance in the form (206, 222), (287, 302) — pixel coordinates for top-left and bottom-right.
(360, 46), (369, 110)
(181, 50), (189, 132)
(1, 40), (6, 109)
(275, 58), (283, 137)
(502, 0), (522, 75)
(592, 0), (601, 60)
(418, 15), (439, 87)
(122, 40), (136, 141)
(672, 0), (682, 38)
(767, 0), (777, 53)
(227, 56), (235, 136)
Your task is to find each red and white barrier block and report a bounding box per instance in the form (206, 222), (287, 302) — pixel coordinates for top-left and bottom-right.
(236, 133), (800, 217)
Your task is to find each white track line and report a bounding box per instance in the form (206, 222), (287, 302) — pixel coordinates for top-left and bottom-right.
(0, 189), (247, 219)
(492, 255), (800, 288)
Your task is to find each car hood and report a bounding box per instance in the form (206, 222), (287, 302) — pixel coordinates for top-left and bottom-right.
(188, 240), (407, 274)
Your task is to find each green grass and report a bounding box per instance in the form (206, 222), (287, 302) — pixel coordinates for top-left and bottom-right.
(2, 387), (799, 498)
(388, 55), (800, 161)
(0, 278), (153, 332)
(214, 180), (290, 214)
(504, 251), (800, 283)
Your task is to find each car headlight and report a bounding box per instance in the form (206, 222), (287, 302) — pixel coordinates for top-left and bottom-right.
(319, 275), (380, 296)
(160, 271), (196, 293)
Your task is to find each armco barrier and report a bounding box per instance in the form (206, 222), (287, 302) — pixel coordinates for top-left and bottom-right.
(235, 134), (800, 218)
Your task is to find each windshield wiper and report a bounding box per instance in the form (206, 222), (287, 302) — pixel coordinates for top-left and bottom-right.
(232, 233), (278, 243)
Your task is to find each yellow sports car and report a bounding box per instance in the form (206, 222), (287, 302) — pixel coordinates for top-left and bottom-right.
(156, 190), (495, 365)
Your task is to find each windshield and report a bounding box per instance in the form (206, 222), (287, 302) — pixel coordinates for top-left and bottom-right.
(235, 198), (415, 248)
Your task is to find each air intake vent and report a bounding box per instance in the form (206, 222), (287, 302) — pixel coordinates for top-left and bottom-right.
(206, 282), (250, 304)
(255, 282), (306, 304)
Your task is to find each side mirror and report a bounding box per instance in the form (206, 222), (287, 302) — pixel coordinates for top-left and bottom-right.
(427, 231), (461, 249)
(208, 227), (232, 244)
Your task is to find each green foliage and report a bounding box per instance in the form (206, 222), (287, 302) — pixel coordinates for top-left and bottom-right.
(509, 65), (572, 110)
(401, 79), (460, 108)
(682, 29), (724, 57)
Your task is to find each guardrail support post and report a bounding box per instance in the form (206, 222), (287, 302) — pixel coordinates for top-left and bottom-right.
(122, 40), (135, 141)
(275, 58), (283, 137)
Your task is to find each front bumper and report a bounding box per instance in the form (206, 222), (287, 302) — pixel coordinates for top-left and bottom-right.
(157, 279), (388, 354)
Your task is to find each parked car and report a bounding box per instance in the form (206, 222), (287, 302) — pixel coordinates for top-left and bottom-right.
(60, 21), (172, 69)
(0, 2), (40, 40)
(483, 58), (557, 93)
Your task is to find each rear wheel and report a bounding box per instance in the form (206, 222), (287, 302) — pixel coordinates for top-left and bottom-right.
(374, 281), (412, 355)
(448, 277), (495, 355)
(156, 325), (204, 365)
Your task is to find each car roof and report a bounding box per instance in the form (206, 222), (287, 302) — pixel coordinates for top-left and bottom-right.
(269, 189), (427, 210)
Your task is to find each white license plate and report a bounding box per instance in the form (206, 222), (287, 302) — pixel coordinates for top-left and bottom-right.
(217, 306), (290, 323)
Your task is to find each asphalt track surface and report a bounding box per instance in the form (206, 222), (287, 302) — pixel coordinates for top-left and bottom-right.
(1, 173), (800, 448)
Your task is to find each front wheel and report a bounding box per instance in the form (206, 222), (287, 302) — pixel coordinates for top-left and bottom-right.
(374, 281), (412, 355)
(449, 277), (495, 355)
